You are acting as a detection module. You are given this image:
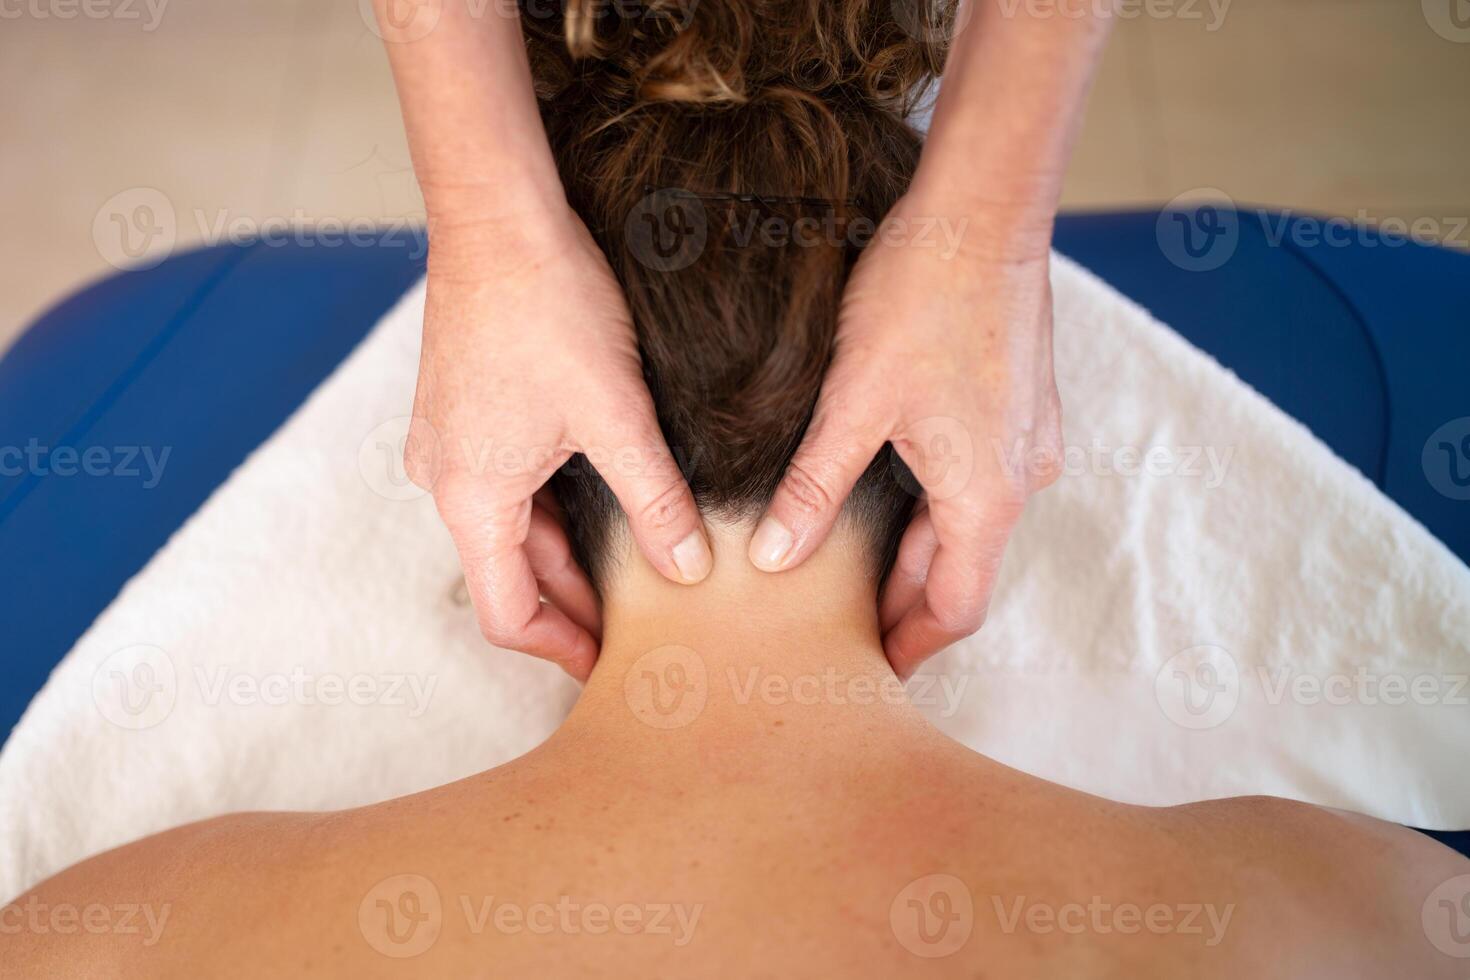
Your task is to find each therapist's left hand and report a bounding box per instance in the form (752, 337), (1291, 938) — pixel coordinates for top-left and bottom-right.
(749, 192), (1063, 677)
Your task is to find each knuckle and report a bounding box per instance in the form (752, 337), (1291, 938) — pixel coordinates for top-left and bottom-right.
(400, 416), (443, 490)
(473, 601), (532, 649)
(402, 443), (435, 491)
(1032, 462), (1062, 491)
(927, 564), (993, 637)
(778, 458), (837, 522)
(990, 486), (1029, 522)
(1030, 424), (1065, 491)
(634, 479), (692, 535)
(476, 615), (518, 648)
(434, 484), (530, 558)
(932, 596), (986, 637)
(1028, 393), (1065, 482)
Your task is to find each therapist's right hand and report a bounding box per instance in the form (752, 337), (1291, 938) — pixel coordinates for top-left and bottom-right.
(404, 207), (711, 681)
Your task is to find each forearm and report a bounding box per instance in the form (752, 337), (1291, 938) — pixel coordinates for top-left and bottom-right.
(912, 0), (1114, 243)
(374, 0), (564, 231)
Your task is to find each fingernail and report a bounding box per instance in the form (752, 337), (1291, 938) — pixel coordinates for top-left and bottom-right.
(749, 517), (794, 572)
(671, 530), (713, 584)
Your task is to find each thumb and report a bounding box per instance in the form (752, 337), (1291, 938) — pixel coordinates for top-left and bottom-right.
(581, 397), (712, 586)
(750, 390), (890, 572)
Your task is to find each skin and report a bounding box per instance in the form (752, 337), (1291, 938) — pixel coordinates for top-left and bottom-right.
(7, 524), (1466, 977)
(751, 0), (1112, 673)
(376, 0), (708, 678)
(374, 0), (1114, 678)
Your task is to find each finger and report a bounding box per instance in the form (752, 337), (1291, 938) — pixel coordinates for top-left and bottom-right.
(878, 502), (935, 633)
(750, 386), (890, 573)
(435, 476), (598, 681)
(525, 496), (602, 641)
(465, 543), (599, 682)
(882, 487), (1023, 679)
(580, 395), (712, 586)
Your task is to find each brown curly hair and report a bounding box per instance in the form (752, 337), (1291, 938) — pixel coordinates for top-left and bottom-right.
(537, 0), (952, 584)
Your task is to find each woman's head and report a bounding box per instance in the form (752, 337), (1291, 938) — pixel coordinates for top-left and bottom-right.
(531, 0), (950, 587)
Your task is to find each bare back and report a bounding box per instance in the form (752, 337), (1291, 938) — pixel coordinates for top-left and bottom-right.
(8, 694), (1466, 979)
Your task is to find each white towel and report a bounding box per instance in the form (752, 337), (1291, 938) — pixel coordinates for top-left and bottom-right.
(3, 254), (1466, 900)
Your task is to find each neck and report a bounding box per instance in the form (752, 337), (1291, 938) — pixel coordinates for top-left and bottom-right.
(557, 523), (931, 753)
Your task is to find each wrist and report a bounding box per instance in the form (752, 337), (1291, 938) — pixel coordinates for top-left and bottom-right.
(894, 179), (1056, 266)
(420, 163), (569, 231)
(425, 195), (581, 282)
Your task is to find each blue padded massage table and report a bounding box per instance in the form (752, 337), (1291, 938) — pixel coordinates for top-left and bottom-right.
(1, 209), (1467, 851)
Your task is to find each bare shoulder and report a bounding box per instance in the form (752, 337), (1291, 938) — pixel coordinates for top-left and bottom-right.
(0, 767), (545, 978)
(1, 810), (344, 978)
(1161, 795), (1470, 977)
(1173, 794), (1470, 886)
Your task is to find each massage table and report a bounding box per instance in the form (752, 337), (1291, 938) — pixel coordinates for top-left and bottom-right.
(2, 208), (1466, 856)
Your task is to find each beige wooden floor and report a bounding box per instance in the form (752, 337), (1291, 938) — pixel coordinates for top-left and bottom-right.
(2, 0), (1467, 354)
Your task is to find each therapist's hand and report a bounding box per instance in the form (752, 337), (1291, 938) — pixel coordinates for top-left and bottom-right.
(406, 207), (711, 681)
(750, 193), (1063, 677)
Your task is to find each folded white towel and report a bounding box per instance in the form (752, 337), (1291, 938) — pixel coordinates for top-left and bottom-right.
(3, 254), (1466, 899)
